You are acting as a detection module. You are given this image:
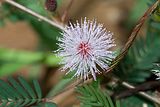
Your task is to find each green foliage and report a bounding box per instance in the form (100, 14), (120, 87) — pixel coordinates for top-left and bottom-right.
(0, 48), (61, 66)
(0, 48), (44, 64)
(148, 0), (157, 6)
(114, 32), (160, 83)
(112, 1), (160, 106)
(114, 1), (160, 83)
(129, 0), (148, 23)
(0, 76), (57, 107)
(152, 4), (160, 22)
(120, 96), (154, 107)
(0, 48), (61, 77)
(76, 83), (120, 107)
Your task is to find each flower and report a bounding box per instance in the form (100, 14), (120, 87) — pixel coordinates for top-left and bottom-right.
(56, 18), (116, 80)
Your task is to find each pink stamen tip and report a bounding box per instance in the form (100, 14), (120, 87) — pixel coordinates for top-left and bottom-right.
(78, 42), (90, 57)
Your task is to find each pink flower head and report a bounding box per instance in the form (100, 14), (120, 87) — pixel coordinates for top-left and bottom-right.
(56, 18), (116, 80)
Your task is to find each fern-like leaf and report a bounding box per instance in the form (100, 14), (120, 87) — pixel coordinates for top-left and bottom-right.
(76, 84), (120, 107)
(114, 3), (160, 83)
(0, 76), (56, 107)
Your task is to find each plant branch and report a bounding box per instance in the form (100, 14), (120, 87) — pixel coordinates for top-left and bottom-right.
(121, 81), (160, 105)
(109, 77), (160, 105)
(114, 81), (160, 99)
(3, 0), (65, 31)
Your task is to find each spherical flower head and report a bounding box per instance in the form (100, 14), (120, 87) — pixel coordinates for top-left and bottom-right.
(56, 18), (116, 80)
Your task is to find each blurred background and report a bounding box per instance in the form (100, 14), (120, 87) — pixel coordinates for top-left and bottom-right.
(0, 0), (154, 106)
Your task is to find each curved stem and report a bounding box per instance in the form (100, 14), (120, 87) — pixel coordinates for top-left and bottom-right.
(4, 0), (65, 31)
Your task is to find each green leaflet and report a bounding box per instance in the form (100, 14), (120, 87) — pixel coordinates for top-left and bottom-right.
(0, 76), (56, 107)
(76, 82), (120, 107)
(18, 77), (37, 99)
(33, 80), (42, 99)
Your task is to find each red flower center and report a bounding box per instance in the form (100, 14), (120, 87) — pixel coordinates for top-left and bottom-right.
(78, 42), (90, 57)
